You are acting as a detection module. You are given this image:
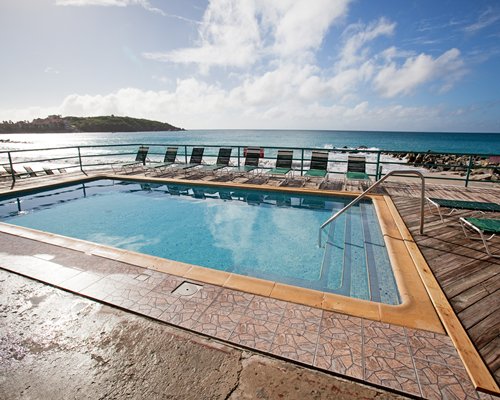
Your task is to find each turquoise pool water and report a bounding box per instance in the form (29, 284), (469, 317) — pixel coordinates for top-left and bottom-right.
(0, 179), (400, 304)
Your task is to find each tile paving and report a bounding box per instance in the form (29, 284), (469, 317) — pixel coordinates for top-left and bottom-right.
(0, 231), (487, 399)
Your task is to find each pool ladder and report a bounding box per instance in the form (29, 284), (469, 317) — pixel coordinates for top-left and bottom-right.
(318, 170), (425, 247)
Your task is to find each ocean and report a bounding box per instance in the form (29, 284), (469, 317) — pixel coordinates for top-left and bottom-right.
(1, 129), (500, 154)
(1, 130), (499, 176)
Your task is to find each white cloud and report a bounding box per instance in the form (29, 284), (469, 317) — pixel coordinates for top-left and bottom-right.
(464, 7), (500, 34)
(145, 0), (261, 71)
(44, 66), (60, 74)
(144, 0), (350, 70)
(373, 48), (465, 97)
(4, 2), (478, 131)
(267, 0), (349, 59)
(0, 82), (487, 132)
(337, 18), (396, 69)
(55, 0), (166, 16)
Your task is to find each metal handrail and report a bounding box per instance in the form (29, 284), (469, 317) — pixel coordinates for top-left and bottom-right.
(318, 170), (425, 247)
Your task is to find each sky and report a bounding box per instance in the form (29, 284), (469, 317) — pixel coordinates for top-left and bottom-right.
(0, 0), (499, 132)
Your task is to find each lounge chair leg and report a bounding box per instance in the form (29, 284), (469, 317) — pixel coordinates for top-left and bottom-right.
(460, 218), (500, 258)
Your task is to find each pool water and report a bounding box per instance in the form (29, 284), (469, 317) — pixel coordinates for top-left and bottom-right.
(0, 179), (400, 304)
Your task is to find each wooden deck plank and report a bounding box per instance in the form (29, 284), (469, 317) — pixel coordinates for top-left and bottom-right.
(446, 264), (499, 299)
(481, 338), (500, 382)
(467, 308), (500, 349)
(389, 184), (500, 387)
(451, 285), (489, 313)
(458, 291), (499, 329)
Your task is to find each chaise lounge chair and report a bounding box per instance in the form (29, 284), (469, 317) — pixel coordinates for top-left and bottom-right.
(267, 150), (293, 184)
(459, 217), (500, 258)
(198, 147), (233, 173)
(345, 155), (370, 183)
(24, 166), (42, 177)
(112, 146), (149, 174)
(304, 151), (329, 183)
(427, 197), (500, 223)
(232, 147), (262, 175)
(42, 167), (67, 175)
(4, 165), (30, 179)
(146, 146), (179, 175)
(177, 147), (205, 172)
(0, 166), (10, 180)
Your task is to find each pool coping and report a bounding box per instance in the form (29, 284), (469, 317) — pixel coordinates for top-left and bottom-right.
(1, 173), (498, 394)
(0, 173), (443, 332)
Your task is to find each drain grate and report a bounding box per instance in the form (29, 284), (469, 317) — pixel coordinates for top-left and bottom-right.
(172, 281), (203, 296)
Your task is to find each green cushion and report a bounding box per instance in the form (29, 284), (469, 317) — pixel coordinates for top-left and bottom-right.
(305, 169), (327, 177)
(203, 164), (225, 171)
(269, 167), (290, 175)
(346, 171), (369, 180)
(233, 165), (256, 173)
(430, 198), (500, 212)
(465, 218), (500, 234)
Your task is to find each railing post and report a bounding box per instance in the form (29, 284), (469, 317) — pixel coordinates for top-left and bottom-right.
(184, 145), (188, 164)
(300, 149), (304, 176)
(8, 151), (15, 182)
(77, 146), (84, 172)
(375, 152), (381, 180)
(465, 155), (474, 188)
(237, 147), (241, 168)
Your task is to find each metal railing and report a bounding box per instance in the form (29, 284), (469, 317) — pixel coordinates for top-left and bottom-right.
(0, 143), (498, 187)
(318, 170), (426, 247)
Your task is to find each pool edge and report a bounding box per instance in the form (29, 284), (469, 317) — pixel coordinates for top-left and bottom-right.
(0, 175), (443, 334)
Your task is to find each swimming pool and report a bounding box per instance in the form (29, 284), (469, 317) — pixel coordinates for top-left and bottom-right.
(0, 179), (400, 305)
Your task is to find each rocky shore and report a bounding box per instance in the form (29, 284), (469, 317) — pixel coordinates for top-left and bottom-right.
(393, 152), (500, 182)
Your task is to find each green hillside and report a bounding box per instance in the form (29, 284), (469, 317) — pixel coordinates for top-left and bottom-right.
(0, 115), (184, 133)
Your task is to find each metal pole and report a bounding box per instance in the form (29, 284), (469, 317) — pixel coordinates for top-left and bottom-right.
(319, 170), (425, 247)
(300, 149), (304, 176)
(77, 147), (84, 172)
(184, 145), (188, 164)
(376, 152), (381, 180)
(237, 147), (241, 168)
(464, 155), (474, 188)
(8, 152), (15, 182)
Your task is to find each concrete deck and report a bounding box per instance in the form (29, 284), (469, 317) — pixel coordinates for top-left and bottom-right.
(0, 169), (499, 399)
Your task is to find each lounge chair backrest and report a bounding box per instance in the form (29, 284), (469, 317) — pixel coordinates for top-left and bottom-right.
(310, 151), (328, 171)
(164, 146), (178, 163)
(347, 155), (366, 173)
(24, 166), (37, 177)
(276, 150), (293, 169)
(216, 148), (232, 166)
(43, 167), (55, 175)
(135, 146), (149, 163)
(244, 147), (261, 166)
(189, 147), (204, 165)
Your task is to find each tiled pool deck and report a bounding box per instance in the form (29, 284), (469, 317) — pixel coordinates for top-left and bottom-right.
(0, 232), (490, 400)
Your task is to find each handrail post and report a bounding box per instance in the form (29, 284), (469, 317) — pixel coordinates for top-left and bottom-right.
(465, 155), (474, 188)
(237, 146), (241, 168)
(319, 170), (425, 247)
(8, 152), (15, 182)
(184, 145), (188, 164)
(77, 146), (84, 173)
(375, 152), (381, 180)
(300, 149), (304, 176)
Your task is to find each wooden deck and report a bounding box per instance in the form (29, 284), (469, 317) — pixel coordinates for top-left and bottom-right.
(1, 171), (499, 387)
(386, 182), (500, 386)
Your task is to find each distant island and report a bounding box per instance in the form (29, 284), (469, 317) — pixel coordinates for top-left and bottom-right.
(0, 115), (184, 133)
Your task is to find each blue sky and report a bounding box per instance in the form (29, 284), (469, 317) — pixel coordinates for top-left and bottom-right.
(0, 0), (499, 132)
